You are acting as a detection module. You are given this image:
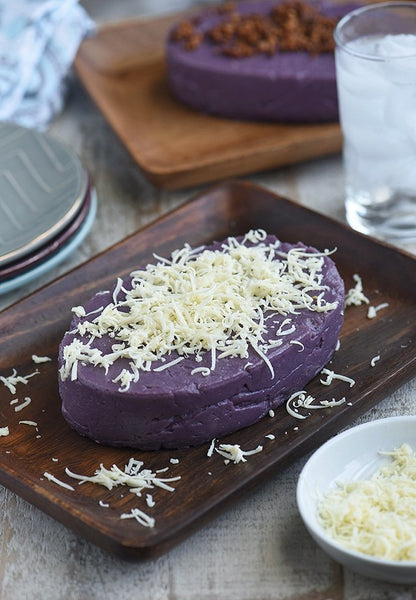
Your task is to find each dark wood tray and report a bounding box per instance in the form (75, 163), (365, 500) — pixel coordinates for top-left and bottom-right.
(0, 181), (414, 560)
(74, 13), (343, 190)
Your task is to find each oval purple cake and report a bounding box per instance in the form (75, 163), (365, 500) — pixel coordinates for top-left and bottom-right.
(166, 0), (357, 122)
(58, 230), (345, 450)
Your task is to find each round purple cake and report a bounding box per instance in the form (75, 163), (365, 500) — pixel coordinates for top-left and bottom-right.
(58, 232), (345, 450)
(166, 0), (356, 122)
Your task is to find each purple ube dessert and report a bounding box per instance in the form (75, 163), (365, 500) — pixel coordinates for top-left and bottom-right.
(166, 0), (357, 123)
(58, 231), (345, 450)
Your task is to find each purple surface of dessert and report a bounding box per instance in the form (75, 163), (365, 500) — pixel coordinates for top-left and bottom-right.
(166, 0), (357, 123)
(59, 237), (345, 450)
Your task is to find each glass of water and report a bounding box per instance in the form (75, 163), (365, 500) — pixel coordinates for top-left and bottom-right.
(334, 2), (416, 244)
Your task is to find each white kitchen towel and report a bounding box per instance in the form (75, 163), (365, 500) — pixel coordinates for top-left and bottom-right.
(0, 0), (94, 129)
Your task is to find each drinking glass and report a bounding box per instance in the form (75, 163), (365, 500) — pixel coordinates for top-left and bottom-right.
(334, 2), (416, 243)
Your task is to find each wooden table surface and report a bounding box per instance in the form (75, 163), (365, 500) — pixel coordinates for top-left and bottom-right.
(1, 1), (415, 599)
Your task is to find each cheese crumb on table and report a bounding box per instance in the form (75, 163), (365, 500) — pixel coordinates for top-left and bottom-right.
(65, 458), (181, 496)
(32, 355), (52, 364)
(318, 444), (416, 561)
(215, 443), (263, 464)
(344, 273), (369, 307)
(370, 354), (381, 367)
(43, 472), (75, 491)
(286, 390), (346, 420)
(13, 397), (31, 412)
(367, 302), (389, 320)
(0, 369), (39, 395)
(320, 368), (355, 388)
(120, 507), (155, 528)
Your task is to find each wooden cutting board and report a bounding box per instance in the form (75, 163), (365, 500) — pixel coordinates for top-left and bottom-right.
(0, 181), (414, 559)
(74, 12), (343, 190)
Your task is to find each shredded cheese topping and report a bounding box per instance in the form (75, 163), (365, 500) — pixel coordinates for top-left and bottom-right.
(318, 444), (416, 561)
(60, 230), (338, 389)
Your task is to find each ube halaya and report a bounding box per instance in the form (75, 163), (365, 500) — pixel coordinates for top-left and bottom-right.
(166, 0), (358, 122)
(58, 230), (345, 450)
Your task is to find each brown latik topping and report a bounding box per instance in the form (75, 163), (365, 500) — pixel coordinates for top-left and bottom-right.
(171, 1), (338, 56)
(217, 2), (238, 14)
(170, 19), (204, 51)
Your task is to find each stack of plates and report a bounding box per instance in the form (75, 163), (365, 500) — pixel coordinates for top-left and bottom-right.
(0, 123), (97, 294)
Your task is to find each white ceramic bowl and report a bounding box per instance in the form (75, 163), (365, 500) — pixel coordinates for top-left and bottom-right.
(297, 416), (416, 584)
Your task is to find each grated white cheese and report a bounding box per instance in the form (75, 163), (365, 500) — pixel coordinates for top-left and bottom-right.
(99, 500), (109, 508)
(0, 426), (9, 436)
(370, 354), (381, 367)
(318, 444), (416, 561)
(120, 507), (155, 528)
(319, 397), (346, 408)
(19, 420), (37, 427)
(286, 391), (311, 420)
(215, 443), (263, 464)
(344, 274), (369, 307)
(207, 438), (216, 457)
(265, 434), (275, 440)
(43, 472), (75, 491)
(190, 367), (211, 377)
(13, 397), (31, 412)
(367, 302), (389, 320)
(60, 231), (338, 388)
(65, 458), (181, 496)
(32, 355), (52, 364)
(146, 493), (155, 508)
(0, 368), (39, 395)
(320, 368), (355, 388)
(286, 390), (346, 420)
(290, 340), (305, 352)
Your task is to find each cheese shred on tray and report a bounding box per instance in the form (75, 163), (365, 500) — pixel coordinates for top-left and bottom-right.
(58, 230), (345, 450)
(318, 444), (416, 561)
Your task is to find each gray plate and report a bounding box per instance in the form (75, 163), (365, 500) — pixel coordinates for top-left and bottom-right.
(0, 122), (88, 267)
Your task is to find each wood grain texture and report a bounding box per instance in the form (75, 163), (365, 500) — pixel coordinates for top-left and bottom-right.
(0, 181), (414, 560)
(74, 14), (343, 190)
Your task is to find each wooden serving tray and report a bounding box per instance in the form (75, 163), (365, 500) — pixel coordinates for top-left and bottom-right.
(74, 13), (343, 190)
(0, 181), (414, 559)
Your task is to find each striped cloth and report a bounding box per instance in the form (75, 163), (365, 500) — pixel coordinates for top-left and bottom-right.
(0, 0), (94, 129)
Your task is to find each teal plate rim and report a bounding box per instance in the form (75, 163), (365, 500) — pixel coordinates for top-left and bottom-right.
(0, 189), (97, 296)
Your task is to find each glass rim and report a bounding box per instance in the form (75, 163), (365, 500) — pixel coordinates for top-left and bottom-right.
(334, 1), (416, 60)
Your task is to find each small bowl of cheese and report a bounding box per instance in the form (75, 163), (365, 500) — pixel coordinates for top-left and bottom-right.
(297, 415), (416, 584)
